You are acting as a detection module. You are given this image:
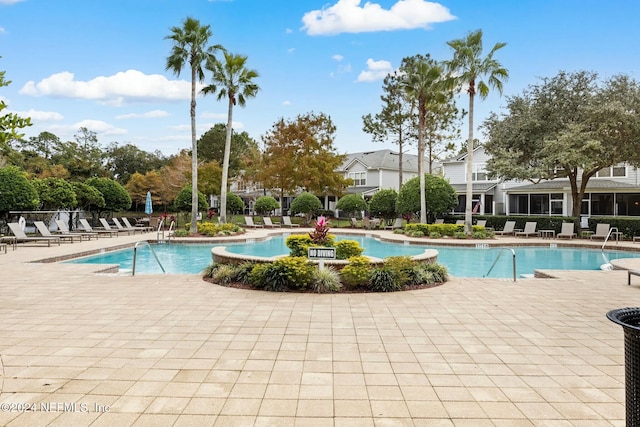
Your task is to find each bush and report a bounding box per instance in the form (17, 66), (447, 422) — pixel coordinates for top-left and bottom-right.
(254, 196), (279, 215)
(174, 185), (208, 213)
(275, 256), (315, 290)
(311, 267), (342, 293)
(369, 267), (401, 292)
(202, 262), (223, 278)
(234, 262), (256, 284)
(383, 256), (416, 288)
(226, 193), (245, 214)
(340, 256), (371, 288)
(336, 194), (368, 217)
(248, 257), (314, 291)
(172, 229), (190, 237)
(290, 192), (322, 225)
(0, 166), (39, 216)
(369, 189), (398, 223)
(198, 221), (242, 236)
(211, 264), (237, 285)
(335, 239), (363, 259)
(396, 175), (457, 222)
(286, 234), (314, 257)
(423, 263), (448, 283)
(412, 264), (435, 286)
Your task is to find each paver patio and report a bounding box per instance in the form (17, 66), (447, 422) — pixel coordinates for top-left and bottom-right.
(0, 228), (633, 426)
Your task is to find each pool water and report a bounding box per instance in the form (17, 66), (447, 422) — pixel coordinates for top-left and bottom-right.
(64, 235), (639, 278)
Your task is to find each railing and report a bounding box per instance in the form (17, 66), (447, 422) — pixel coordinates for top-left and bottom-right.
(132, 241), (166, 276)
(156, 218), (165, 242)
(167, 220), (175, 243)
(483, 248), (517, 282)
(602, 226), (620, 250)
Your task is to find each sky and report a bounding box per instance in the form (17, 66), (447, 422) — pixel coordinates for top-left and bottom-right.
(2, 0), (640, 157)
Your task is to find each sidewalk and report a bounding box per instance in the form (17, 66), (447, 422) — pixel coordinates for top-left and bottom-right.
(0, 228), (630, 426)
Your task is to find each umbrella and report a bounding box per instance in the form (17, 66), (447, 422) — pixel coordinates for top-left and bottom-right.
(145, 191), (153, 215)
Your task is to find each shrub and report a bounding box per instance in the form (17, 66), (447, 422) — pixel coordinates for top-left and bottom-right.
(340, 256), (371, 288)
(290, 192), (322, 225)
(383, 256), (416, 288)
(369, 267), (401, 292)
(254, 196), (279, 215)
(428, 231), (441, 238)
(423, 263), (448, 283)
(211, 264), (238, 285)
(249, 263), (272, 289)
(412, 264), (435, 286)
(173, 185), (208, 212)
(253, 262), (290, 292)
(234, 262), (256, 284)
(335, 239), (363, 259)
(336, 194), (368, 218)
(202, 262), (223, 278)
(453, 231), (467, 239)
(226, 193), (245, 214)
(286, 234), (314, 257)
(369, 189), (398, 222)
(198, 221), (242, 236)
(172, 229), (190, 237)
(274, 256), (315, 290)
(311, 267), (342, 293)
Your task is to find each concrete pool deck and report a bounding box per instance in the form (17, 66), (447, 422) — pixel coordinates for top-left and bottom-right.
(0, 227), (637, 426)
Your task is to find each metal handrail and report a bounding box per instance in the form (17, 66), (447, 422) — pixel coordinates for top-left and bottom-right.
(156, 218), (165, 242)
(132, 241), (165, 276)
(602, 226), (620, 250)
(483, 248), (517, 282)
(167, 220), (175, 243)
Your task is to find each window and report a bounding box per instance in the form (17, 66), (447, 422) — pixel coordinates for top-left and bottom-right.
(596, 165), (626, 178)
(550, 193), (563, 215)
(472, 163), (488, 181)
(591, 193), (614, 215)
(530, 194), (549, 215)
(348, 171), (367, 186)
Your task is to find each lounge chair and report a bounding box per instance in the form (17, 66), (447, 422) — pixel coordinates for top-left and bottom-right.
(113, 217), (143, 234)
(384, 218), (404, 230)
(557, 222), (577, 239)
(455, 219), (465, 225)
(434, 219), (444, 224)
(515, 221), (538, 237)
(494, 220), (516, 236)
(34, 220), (80, 243)
(100, 218), (135, 235)
(590, 223), (610, 240)
(79, 218), (118, 238)
(7, 222), (60, 246)
(122, 217), (153, 232)
(262, 217), (280, 228)
(243, 216), (264, 228)
(350, 218), (359, 228)
(55, 219), (99, 241)
(476, 220), (487, 227)
(282, 216), (299, 228)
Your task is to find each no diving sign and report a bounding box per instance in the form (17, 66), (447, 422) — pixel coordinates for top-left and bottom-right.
(307, 247), (336, 259)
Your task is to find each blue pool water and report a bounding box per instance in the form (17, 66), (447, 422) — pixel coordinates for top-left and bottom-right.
(64, 235), (640, 278)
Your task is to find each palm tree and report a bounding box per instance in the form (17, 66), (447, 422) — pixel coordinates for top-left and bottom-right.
(202, 52), (259, 224)
(445, 29), (508, 234)
(401, 55), (447, 224)
(165, 17), (224, 233)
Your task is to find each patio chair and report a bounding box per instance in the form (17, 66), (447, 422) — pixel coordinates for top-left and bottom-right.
(282, 216), (300, 228)
(494, 220), (516, 236)
(515, 221), (538, 237)
(590, 223), (610, 240)
(7, 222), (60, 246)
(122, 217), (153, 232)
(434, 219), (444, 224)
(350, 217), (359, 228)
(262, 217), (280, 228)
(384, 218), (404, 230)
(476, 220), (487, 227)
(99, 218), (134, 235)
(243, 216), (264, 228)
(112, 218), (142, 234)
(34, 220), (80, 243)
(557, 222), (577, 239)
(78, 218), (118, 238)
(55, 219), (99, 241)
(455, 219), (465, 225)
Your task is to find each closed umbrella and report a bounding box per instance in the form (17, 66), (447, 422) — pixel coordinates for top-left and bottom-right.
(145, 191), (153, 215)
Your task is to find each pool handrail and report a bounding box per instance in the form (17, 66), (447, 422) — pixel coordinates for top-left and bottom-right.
(167, 220), (175, 243)
(484, 247), (516, 282)
(157, 218), (165, 242)
(602, 226), (620, 250)
(132, 241), (166, 276)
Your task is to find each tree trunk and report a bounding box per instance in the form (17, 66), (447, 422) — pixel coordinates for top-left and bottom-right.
(190, 68), (199, 234)
(464, 93), (474, 235)
(219, 96), (234, 224)
(418, 103), (426, 224)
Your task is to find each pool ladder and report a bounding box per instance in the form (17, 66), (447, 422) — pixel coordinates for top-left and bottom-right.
(601, 226), (620, 250)
(132, 241), (166, 276)
(483, 248), (517, 282)
(156, 219), (176, 243)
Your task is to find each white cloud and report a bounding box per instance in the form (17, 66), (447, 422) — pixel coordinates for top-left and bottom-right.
(12, 108), (64, 122)
(0, 0), (26, 4)
(282, 100), (291, 106)
(332, 54), (344, 61)
(302, 0), (456, 36)
(47, 120), (127, 137)
(285, 28), (293, 34)
(0, 27), (5, 34)
(201, 112), (227, 120)
(19, 69), (194, 105)
(287, 48), (295, 53)
(356, 58), (394, 82)
(115, 110), (171, 120)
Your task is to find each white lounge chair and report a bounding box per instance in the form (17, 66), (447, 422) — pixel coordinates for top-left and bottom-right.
(262, 217), (280, 228)
(282, 216), (299, 228)
(7, 222), (60, 246)
(455, 219), (465, 225)
(55, 219), (99, 241)
(100, 218), (134, 235)
(122, 217), (153, 232)
(434, 219), (444, 224)
(515, 221), (538, 237)
(590, 223), (610, 240)
(494, 220), (516, 236)
(557, 223), (577, 239)
(34, 220), (80, 243)
(384, 218), (404, 230)
(112, 218), (142, 234)
(244, 216), (264, 228)
(79, 218), (118, 238)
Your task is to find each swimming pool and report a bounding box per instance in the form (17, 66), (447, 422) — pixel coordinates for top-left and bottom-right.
(64, 235), (640, 278)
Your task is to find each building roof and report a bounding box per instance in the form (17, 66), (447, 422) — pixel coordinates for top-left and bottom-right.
(451, 183), (499, 193)
(339, 149), (419, 173)
(506, 179), (640, 192)
(344, 186), (380, 196)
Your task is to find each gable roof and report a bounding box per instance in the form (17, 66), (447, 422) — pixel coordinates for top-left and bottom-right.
(442, 146), (484, 163)
(506, 179), (640, 192)
(339, 149), (419, 173)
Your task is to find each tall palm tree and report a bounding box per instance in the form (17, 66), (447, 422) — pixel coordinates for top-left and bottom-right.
(202, 52), (259, 224)
(401, 55), (447, 224)
(445, 29), (508, 234)
(165, 17), (224, 233)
